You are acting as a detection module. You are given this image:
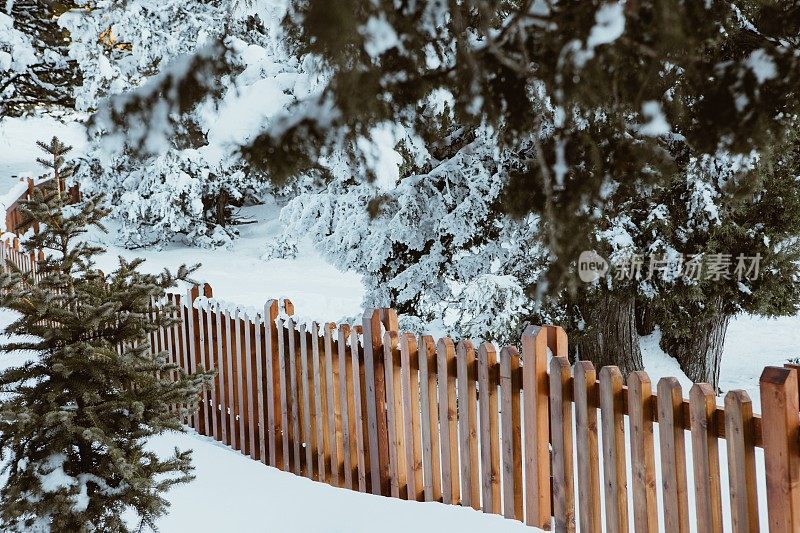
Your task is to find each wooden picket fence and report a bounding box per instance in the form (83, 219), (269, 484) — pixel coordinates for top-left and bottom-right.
(3, 180), (800, 532)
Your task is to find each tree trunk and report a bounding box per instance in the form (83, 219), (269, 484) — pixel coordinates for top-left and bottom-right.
(576, 292), (643, 376)
(635, 299), (656, 336)
(659, 296), (730, 389)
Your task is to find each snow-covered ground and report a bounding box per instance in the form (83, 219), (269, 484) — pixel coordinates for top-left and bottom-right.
(0, 115), (796, 531)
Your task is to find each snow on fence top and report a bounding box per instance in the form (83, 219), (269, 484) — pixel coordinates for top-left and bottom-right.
(2, 197), (798, 533)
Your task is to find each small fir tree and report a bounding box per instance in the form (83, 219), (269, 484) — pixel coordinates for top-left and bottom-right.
(0, 139), (210, 532)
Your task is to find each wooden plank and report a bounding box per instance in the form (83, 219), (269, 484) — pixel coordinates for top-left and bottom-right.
(362, 309), (387, 495)
(324, 323), (343, 486)
(574, 361), (601, 533)
(224, 307), (238, 449)
(184, 287), (200, 429)
(657, 377), (690, 533)
(437, 337), (460, 505)
(255, 303), (275, 464)
(197, 288), (212, 437)
(204, 299), (220, 442)
(550, 356), (575, 533)
(286, 317), (302, 474)
(690, 383), (723, 533)
(456, 340), (480, 510)
(244, 313), (257, 458)
(418, 335), (442, 502)
(384, 330), (407, 499)
(521, 325), (551, 528)
(401, 333), (424, 501)
(478, 342), (501, 515)
(235, 309), (248, 453)
(215, 301), (229, 445)
(263, 300), (279, 467)
(300, 323), (315, 478)
(276, 315), (290, 470)
(724, 390), (760, 533)
(500, 346), (515, 519)
(760, 366), (800, 533)
(338, 324), (355, 489)
(510, 348), (523, 522)
(351, 328), (367, 492)
(599, 366), (628, 533)
(312, 322), (330, 483)
(628, 371), (657, 533)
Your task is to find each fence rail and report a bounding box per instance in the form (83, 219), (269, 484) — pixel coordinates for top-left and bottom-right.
(2, 183), (799, 533)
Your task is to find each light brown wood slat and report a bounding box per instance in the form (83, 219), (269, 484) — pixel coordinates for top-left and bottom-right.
(690, 383), (723, 533)
(215, 302), (229, 446)
(456, 340), (480, 510)
(224, 307), (238, 449)
(401, 333), (424, 501)
(478, 342), (501, 515)
(243, 313), (257, 458)
(628, 371), (657, 533)
(500, 346), (515, 520)
(196, 293), (211, 437)
(324, 323), (343, 486)
(276, 315), (291, 470)
(203, 299), (220, 442)
(521, 325), (551, 528)
(550, 356), (575, 533)
(338, 324), (355, 489)
(184, 287), (200, 429)
(361, 309), (385, 495)
(300, 323), (315, 479)
(286, 317), (301, 474)
(599, 366), (628, 533)
(657, 377), (690, 533)
(235, 310), (248, 453)
(384, 331), (408, 499)
(418, 335), (442, 502)
(312, 322), (330, 483)
(256, 303), (276, 464)
(325, 322), (344, 487)
(510, 347), (523, 522)
(574, 361), (601, 533)
(437, 338), (460, 505)
(760, 367), (800, 533)
(351, 328), (368, 492)
(724, 390), (760, 533)
(263, 300), (279, 467)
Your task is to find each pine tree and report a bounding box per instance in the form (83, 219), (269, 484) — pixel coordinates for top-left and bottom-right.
(0, 139), (210, 531)
(1, 0), (81, 115)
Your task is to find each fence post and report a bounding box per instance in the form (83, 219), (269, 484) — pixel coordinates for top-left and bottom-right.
(522, 325), (552, 529)
(760, 366), (800, 533)
(362, 308), (397, 496)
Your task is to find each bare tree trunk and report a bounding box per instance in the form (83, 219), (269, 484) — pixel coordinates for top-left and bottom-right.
(635, 299), (656, 336)
(659, 296), (730, 390)
(576, 293), (643, 375)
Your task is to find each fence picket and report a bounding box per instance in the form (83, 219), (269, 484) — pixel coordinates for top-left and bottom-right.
(277, 315), (290, 470)
(658, 377), (690, 533)
(401, 333), (424, 501)
(478, 342), (501, 515)
(628, 371), (657, 533)
(338, 324), (355, 489)
(600, 366), (628, 533)
(724, 390), (759, 533)
(264, 300), (279, 467)
(550, 356), (575, 533)
(312, 322), (330, 483)
(384, 331), (407, 499)
(351, 328), (368, 492)
(216, 302), (229, 445)
(454, 340), (478, 510)
(522, 326), (551, 528)
(437, 338), (460, 505)
(324, 322), (343, 485)
(690, 383), (723, 533)
(574, 361), (601, 533)
(418, 335), (442, 503)
(301, 323), (315, 479)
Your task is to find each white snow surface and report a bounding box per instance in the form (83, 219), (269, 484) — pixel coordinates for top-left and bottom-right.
(0, 116), (87, 177)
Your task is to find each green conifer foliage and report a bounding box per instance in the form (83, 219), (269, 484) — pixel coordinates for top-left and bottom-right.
(0, 139), (210, 532)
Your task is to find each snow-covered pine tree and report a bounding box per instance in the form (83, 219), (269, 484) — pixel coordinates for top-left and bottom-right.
(641, 134), (800, 387)
(0, 139), (210, 531)
(1, 0), (81, 115)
